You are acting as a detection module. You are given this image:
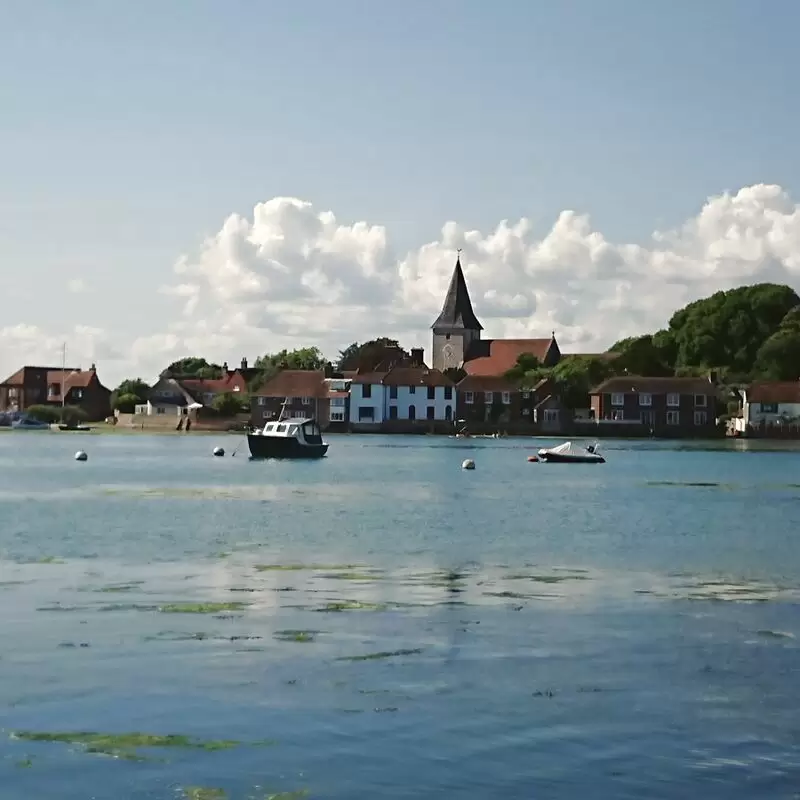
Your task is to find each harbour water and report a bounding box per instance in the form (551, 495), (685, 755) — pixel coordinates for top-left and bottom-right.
(1, 433), (799, 798)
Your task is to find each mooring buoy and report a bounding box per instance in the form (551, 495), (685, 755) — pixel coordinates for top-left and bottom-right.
(74, 450), (88, 462)
(462, 458), (475, 470)
(212, 446), (225, 457)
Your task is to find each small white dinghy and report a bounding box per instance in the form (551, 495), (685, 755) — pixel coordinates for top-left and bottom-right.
(537, 441), (605, 464)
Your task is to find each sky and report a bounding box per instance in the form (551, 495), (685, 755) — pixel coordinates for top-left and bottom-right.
(3, 0), (800, 386)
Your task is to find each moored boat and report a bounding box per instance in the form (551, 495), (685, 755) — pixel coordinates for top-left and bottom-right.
(11, 415), (51, 431)
(537, 441), (605, 464)
(247, 400), (328, 459)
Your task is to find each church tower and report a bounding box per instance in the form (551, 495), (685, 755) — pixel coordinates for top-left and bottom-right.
(431, 252), (483, 371)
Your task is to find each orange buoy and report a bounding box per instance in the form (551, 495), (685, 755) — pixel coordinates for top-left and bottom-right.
(527, 455), (539, 462)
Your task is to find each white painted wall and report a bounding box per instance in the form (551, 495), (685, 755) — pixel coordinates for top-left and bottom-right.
(745, 399), (800, 426)
(349, 383), (385, 423)
(385, 386), (455, 420)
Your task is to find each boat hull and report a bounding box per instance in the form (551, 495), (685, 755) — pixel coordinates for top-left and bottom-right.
(247, 434), (328, 459)
(538, 452), (605, 464)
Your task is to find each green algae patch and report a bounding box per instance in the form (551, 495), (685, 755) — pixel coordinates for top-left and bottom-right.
(262, 791), (310, 800)
(183, 788), (228, 800)
(94, 582), (144, 593)
(314, 600), (389, 612)
(158, 602), (250, 614)
(317, 571), (381, 582)
(11, 731), (242, 760)
(274, 629), (319, 643)
(19, 555), (65, 564)
(255, 563), (362, 572)
(756, 629), (795, 639)
(337, 648), (422, 662)
(15, 758), (33, 768)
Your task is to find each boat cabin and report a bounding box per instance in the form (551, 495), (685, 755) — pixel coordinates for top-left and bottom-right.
(258, 418), (324, 444)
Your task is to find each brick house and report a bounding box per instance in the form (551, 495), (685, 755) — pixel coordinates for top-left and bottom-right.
(250, 370), (329, 428)
(590, 376), (720, 437)
(0, 364), (112, 420)
(456, 375), (566, 433)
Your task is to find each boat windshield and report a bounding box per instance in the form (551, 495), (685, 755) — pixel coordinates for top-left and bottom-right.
(302, 421), (323, 444)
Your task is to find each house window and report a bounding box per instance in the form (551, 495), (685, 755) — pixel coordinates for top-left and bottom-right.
(694, 410), (708, 426)
(409, 386), (416, 394)
(301, 396), (312, 405)
(485, 391), (493, 403)
(262, 410), (274, 419)
(544, 409), (559, 422)
(611, 393), (625, 406)
(330, 410), (345, 422)
(358, 407), (374, 420)
(48, 383), (60, 398)
(285, 396), (294, 404)
(427, 386), (435, 400)
(409, 406), (416, 420)
(445, 405), (452, 420)
(427, 406), (435, 420)
(464, 391), (474, 405)
(694, 394), (707, 407)
(233, 386), (240, 392)
(640, 410), (655, 426)
(666, 410), (680, 425)
(444, 386), (453, 400)
(667, 393), (680, 407)
(73, 389), (83, 399)
(389, 406), (398, 420)
(522, 408), (530, 415)
(639, 393), (652, 407)
(502, 392), (511, 405)
(362, 384), (372, 399)
(331, 397), (345, 407)
(522, 391), (530, 399)
(390, 385), (398, 399)
(156, 407), (165, 415)
(612, 409), (624, 421)
(760, 402), (778, 413)
(257, 396), (266, 406)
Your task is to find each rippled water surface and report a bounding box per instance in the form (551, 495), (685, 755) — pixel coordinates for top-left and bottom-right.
(1, 432), (799, 799)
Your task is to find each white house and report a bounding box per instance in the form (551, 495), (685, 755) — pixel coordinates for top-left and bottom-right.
(349, 365), (456, 426)
(134, 377), (202, 417)
(738, 382), (800, 431)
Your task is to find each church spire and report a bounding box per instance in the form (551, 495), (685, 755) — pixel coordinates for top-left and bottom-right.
(431, 250), (483, 331)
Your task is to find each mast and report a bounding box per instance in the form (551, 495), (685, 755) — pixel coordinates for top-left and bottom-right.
(61, 342), (66, 424)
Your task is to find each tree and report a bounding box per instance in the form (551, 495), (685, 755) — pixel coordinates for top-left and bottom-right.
(111, 378), (150, 412)
(26, 404), (88, 425)
(504, 352), (543, 383)
(667, 283), (800, 376)
(211, 392), (247, 417)
(753, 304), (800, 380)
(164, 358), (224, 379)
(113, 393), (142, 414)
(250, 347), (327, 391)
(550, 356), (616, 411)
(608, 334), (674, 376)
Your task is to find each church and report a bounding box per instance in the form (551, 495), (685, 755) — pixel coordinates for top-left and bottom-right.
(431, 253), (562, 376)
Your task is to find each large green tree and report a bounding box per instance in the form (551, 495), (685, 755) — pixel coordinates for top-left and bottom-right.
(337, 338), (404, 370)
(753, 305), (800, 380)
(111, 378), (150, 413)
(250, 347), (327, 390)
(667, 283), (800, 375)
(164, 357), (224, 379)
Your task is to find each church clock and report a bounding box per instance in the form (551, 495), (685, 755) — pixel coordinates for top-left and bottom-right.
(442, 342), (456, 368)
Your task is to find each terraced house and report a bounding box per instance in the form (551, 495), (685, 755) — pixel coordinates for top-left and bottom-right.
(590, 376), (719, 437)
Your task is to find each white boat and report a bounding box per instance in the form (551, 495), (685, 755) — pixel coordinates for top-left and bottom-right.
(537, 441), (605, 464)
(247, 399), (328, 459)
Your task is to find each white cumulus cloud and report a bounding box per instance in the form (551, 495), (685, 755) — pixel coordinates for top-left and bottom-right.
(4, 183), (800, 387)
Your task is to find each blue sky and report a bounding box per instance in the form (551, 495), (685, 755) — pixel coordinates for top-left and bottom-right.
(2, 1), (800, 383)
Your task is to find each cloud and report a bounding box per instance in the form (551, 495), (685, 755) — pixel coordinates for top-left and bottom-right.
(67, 278), (90, 294)
(5, 183), (800, 386)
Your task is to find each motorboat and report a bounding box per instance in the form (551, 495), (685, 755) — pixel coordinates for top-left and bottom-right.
(247, 401), (328, 459)
(58, 423), (91, 431)
(11, 415), (51, 431)
(537, 441), (605, 464)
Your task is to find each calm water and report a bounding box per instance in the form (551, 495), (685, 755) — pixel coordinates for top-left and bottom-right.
(1, 432), (799, 799)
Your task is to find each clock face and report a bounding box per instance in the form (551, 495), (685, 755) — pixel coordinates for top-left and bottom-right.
(442, 343), (455, 366)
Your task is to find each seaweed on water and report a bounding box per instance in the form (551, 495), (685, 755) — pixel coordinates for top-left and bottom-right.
(254, 563), (361, 572)
(273, 630), (318, 643)
(158, 602), (250, 614)
(314, 600), (389, 612)
(337, 648), (422, 662)
(183, 789), (228, 800)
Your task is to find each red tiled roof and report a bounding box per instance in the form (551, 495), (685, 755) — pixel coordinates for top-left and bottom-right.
(2, 366), (80, 386)
(591, 376), (716, 395)
(180, 371), (247, 396)
(747, 382), (800, 404)
(46, 369), (96, 390)
(327, 390), (349, 399)
(351, 371), (388, 385)
(255, 370), (327, 398)
(383, 366), (453, 387)
(464, 338), (555, 376)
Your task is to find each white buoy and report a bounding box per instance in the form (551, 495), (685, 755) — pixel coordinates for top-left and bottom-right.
(212, 446), (225, 457)
(461, 458), (475, 470)
(74, 450), (88, 462)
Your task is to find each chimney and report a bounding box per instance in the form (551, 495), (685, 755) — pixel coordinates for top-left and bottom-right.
(222, 361), (229, 372)
(324, 362), (334, 378)
(90, 363), (96, 372)
(241, 357), (248, 370)
(410, 347), (424, 366)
